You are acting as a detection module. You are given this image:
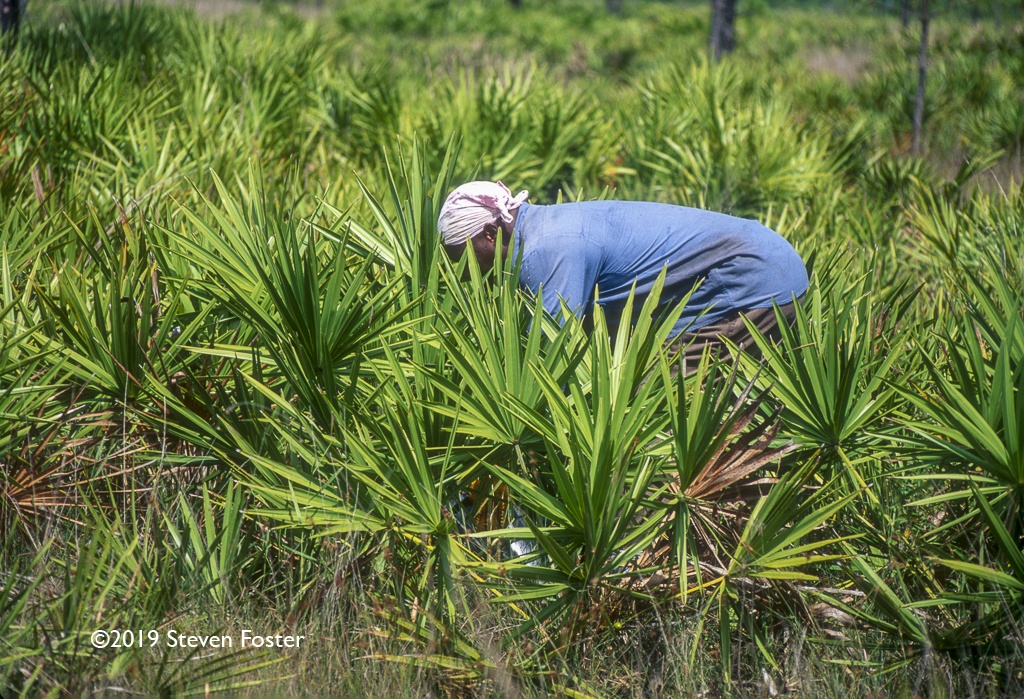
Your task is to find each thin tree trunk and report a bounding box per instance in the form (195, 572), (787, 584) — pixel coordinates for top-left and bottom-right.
(900, 0), (910, 28)
(723, 0), (736, 54)
(606, 0), (623, 14)
(710, 0), (736, 61)
(912, 0), (929, 156)
(509, 0), (522, 8)
(1, 0), (20, 36)
(710, 0), (722, 58)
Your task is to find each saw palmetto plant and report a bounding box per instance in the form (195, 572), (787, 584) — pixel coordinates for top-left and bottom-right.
(3, 1), (1024, 696)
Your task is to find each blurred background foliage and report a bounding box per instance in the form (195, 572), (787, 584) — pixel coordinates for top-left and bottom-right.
(1, 0), (1024, 695)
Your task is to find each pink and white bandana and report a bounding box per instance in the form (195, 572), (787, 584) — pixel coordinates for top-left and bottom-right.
(437, 181), (529, 246)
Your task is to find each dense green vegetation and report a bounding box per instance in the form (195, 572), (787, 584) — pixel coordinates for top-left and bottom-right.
(2, 0), (1024, 695)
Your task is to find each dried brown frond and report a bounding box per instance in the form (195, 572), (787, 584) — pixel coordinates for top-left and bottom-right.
(630, 387), (795, 595)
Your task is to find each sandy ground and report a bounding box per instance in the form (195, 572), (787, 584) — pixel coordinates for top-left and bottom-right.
(802, 46), (874, 83)
(148, 0), (328, 20)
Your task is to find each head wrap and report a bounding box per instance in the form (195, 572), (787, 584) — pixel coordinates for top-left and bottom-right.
(437, 181), (529, 247)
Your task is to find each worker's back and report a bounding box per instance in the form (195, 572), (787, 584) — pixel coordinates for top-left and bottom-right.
(512, 200), (809, 336)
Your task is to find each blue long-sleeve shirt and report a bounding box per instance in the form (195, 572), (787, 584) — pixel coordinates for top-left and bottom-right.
(511, 201), (808, 336)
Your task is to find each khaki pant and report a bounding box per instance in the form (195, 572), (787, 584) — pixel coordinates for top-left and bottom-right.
(667, 301), (799, 374)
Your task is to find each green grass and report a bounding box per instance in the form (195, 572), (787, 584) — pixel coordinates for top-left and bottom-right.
(2, 0), (1024, 695)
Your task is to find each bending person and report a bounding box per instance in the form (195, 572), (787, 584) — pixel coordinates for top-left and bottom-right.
(438, 181), (808, 361)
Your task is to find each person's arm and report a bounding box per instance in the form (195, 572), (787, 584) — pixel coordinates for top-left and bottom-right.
(519, 237), (602, 323)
